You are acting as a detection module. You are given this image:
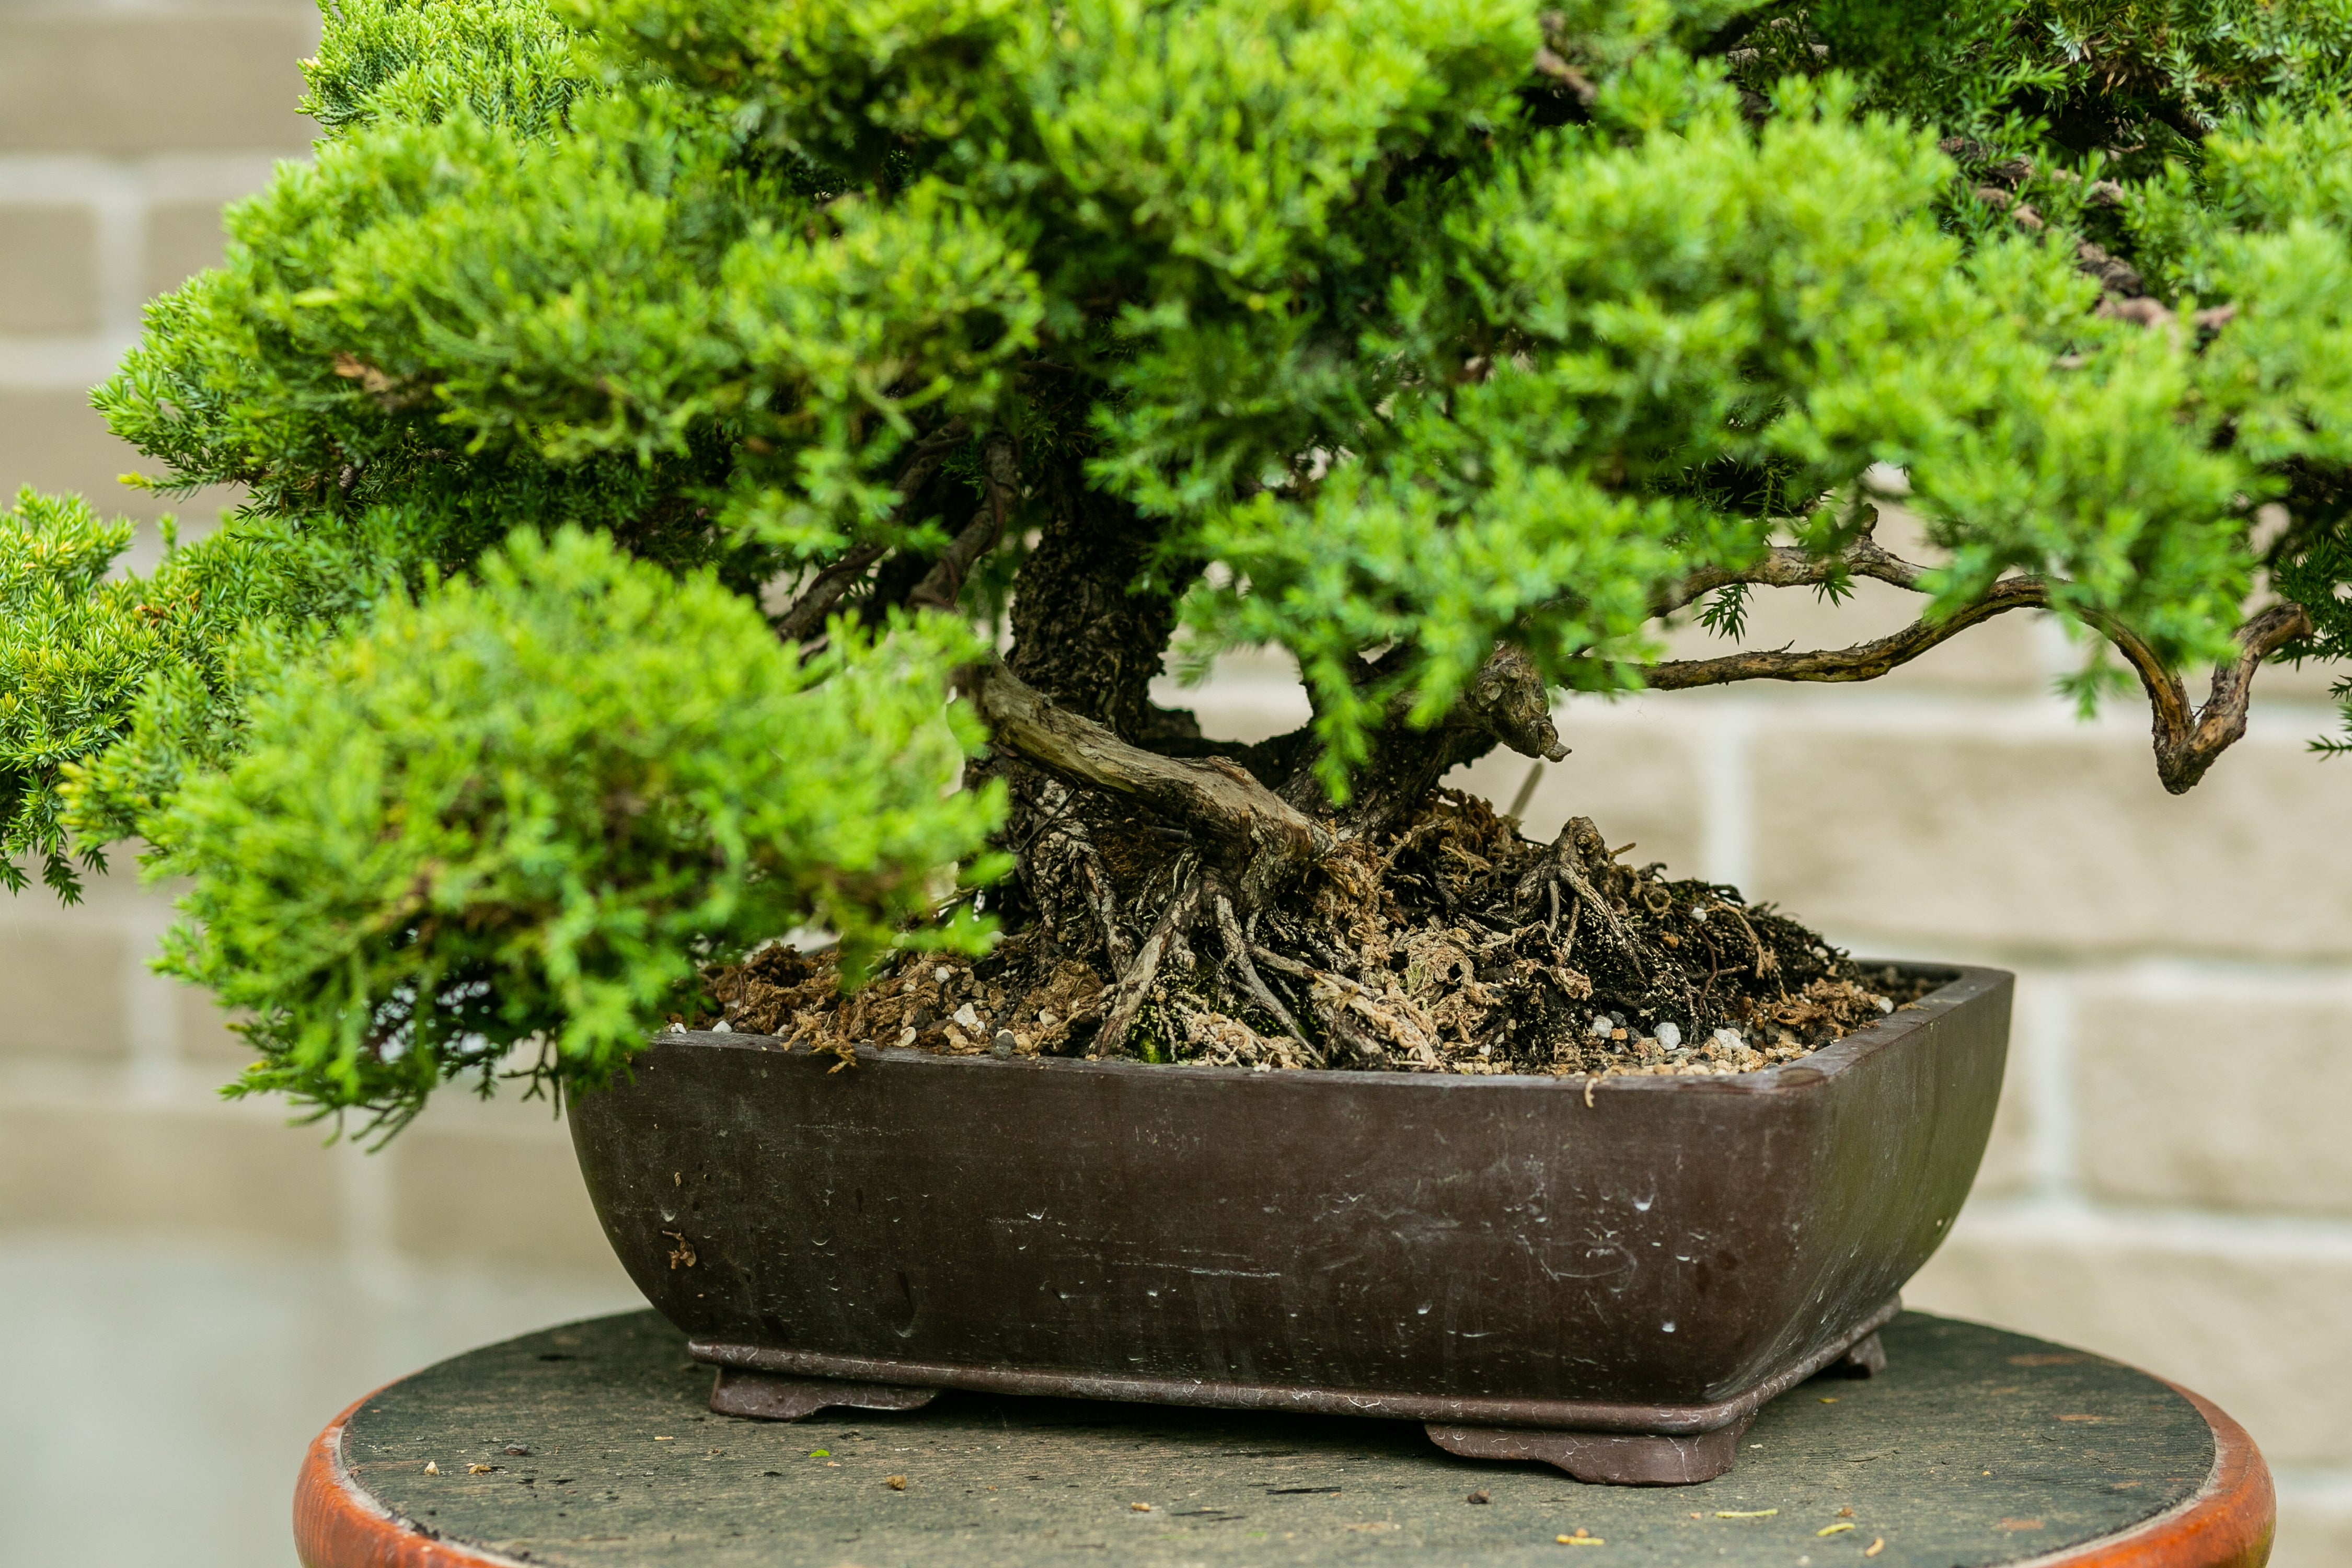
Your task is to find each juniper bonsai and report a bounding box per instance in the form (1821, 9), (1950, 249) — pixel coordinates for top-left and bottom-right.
(7, 0), (2352, 1131)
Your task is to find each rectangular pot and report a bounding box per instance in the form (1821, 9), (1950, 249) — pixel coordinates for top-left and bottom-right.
(568, 962), (2009, 1447)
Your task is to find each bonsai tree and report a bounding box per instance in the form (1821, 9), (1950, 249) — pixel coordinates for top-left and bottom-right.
(6, 0), (2351, 1134)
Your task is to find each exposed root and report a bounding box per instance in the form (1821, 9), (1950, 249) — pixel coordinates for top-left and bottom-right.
(1212, 889), (1316, 1063)
(697, 788), (1934, 1076)
(1094, 861), (1202, 1057)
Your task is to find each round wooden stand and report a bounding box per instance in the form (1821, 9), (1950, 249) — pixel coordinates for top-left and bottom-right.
(295, 1310), (2272, 1567)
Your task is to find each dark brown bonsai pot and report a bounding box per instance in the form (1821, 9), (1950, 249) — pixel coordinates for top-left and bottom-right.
(567, 962), (2009, 1484)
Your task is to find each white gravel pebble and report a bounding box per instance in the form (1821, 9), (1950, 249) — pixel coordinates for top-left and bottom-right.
(952, 1002), (983, 1031)
(1587, 1014), (1616, 1038)
(1712, 1027), (1744, 1051)
(1655, 1021), (1683, 1050)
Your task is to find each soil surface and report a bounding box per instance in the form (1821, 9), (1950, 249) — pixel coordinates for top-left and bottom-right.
(695, 790), (1931, 1077)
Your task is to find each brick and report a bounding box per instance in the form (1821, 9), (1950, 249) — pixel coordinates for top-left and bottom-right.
(0, 18), (318, 155)
(0, 916), (129, 1060)
(1905, 1221), (2352, 1469)
(0, 386), (241, 528)
(2077, 983), (2352, 1218)
(0, 203), (99, 333)
(143, 199), (232, 302)
(387, 1099), (627, 1275)
(0, 1099), (343, 1243)
(1748, 724), (2352, 961)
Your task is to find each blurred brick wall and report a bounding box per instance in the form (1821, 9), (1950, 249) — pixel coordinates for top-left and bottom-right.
(3, 6), (2347, 1566)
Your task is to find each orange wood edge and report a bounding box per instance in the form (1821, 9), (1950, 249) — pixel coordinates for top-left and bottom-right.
(293, 1374), (2276, 1568)
(294, 1388), (523, 1568)
(2016, 1380), (2277, 1568)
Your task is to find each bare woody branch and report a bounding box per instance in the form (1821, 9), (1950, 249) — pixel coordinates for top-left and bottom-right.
(773, 419), (970, 641)
(959, 660), (1334, 899)
(1643, 576), (2048, 689)
(1636, 570), (2312, 797)
(909, 432), (1019, 614)
(774, 543), (884, 642)
(1653, 536), (1925, 618)
(2101, 601), (2312, 794)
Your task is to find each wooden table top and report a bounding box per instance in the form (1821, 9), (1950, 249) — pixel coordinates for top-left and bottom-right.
(295, 1309), (2272, 1568)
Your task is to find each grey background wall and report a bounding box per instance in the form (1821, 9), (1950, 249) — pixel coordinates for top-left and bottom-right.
(3, 5), (2348, 1565)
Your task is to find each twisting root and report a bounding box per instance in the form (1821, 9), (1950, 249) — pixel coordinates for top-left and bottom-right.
(1094, 862), (1202, 1056)
(1212, 890), (1316, 1064)
(1248, 944), (1390, 1066)
(1076, 836), (1133, 972)
(1015, 778), (1133, 971)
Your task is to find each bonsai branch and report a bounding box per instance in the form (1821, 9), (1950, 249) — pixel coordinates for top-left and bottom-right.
(1656, 536), (1926, 619)
(775, 543), (884, 643)
(1254, 643), (1570, 840)
(909, 432), (1019, 614)
(961, 660), (1333, 898)
(1640, 574), (2311, 794)
(1642, 576), (2046, 689)
(773, 420), (971, 641)
(2102, 601), (2312, 794)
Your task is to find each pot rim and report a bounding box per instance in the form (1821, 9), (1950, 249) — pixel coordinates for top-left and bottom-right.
(651, 960), (2008, 1098)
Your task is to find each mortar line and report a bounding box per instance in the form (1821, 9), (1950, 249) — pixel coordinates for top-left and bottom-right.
(86, 172), (146, 347)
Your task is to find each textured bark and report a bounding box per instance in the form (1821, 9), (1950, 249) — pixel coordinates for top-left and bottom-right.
(1007, 455), (1190, 743)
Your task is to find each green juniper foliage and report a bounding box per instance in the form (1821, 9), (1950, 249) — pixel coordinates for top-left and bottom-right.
(155, 528), (999, 1135)
(4, 0), (2352, 1123)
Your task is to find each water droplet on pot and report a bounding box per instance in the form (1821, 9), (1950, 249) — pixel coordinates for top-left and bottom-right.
(1662, 1321), (1676, 1333)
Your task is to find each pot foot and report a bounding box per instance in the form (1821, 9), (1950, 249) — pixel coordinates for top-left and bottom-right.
(1821, 1330), (1887, 1379)
(1425, 1411), (1756, 1485)
(708, 1366), (940, 1422)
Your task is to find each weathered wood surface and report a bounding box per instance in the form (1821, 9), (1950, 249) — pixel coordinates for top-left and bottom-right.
(297, 1310), (2272, 1568)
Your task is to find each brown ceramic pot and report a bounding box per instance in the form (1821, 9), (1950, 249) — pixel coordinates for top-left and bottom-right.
(567, 962), (2010, 1484)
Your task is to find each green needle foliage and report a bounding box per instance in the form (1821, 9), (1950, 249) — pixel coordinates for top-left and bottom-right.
(148, 528), (1001, 1136)
(4, 0), (2352, 1127)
